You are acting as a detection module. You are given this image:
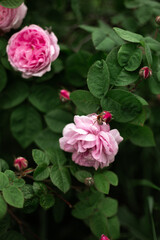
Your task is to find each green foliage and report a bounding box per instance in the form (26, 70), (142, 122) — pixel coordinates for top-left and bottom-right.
(3, 186), (24, 208)
(0, 0), (160, 239)
(0, 0), (24, 8)
(106, 47), (139, 86)
(101, 89), (142, 122)
(118, 43), (142, 71)
(10, 105), (42, 148)
(45, 109), (73, 133)
(0, 195), (7, 220)
(70, 90), (100, 114)
(87, 60), (110, 99)
(50, 150), (71, 193)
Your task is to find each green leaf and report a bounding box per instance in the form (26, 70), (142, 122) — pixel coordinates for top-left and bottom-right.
(124, 0), (144, 8)
(50, 165), (71, 193)
(92, 29), (115, 51)
(0, 38), (7, 56)
(35, 129), (60, 151)
(106, 47), (139, 86)
(80, 24), (98, 33)
(101, 89), (142, 122)
(1, 230), (26, 240)
(21, 184), (34, 200)
(94, 172), (110, 194)
(128, 125), (155, 147)
(66, 51), (91, 87)
(0, 0), (24, 8)
(32, 149), (50, 166)
(133, 179), (160, 191)
(71, 0), (82, 22)
(103, 171), (118, 186)
(87, 60), (110, 99)
(75, 170), (92, 183)
(10, 105), (42, 148)
(145, 42), (152, 66)
(33, 164), (50, 181)
(49, 150), (71, 193)
(108, 216), (120, 239)
(114, 27), (143, 43)
(0, 172), (9, 190)
(28, 85), (60, 113)
(70, 90), (100, 114)
(118, 43), (142, 71)
(0, 195), (7, 220)
(45, 109), (73, 134)
(0, 81), (29, 109)
(3, 186), (24, 208)
(33, 182), (47, 196)
(0, 65), (7, 92)
(134, 5), (153, 26)
(98, 197), (118, 217)
(4, 170), (25, 188)
(89, 213), (108, 237)
(149, 76), (160, 94)
(144, 37), (160, 52)
(40, 194), (55, 210)
(72, 201), (95, 219)
(0, 159), (9, 172)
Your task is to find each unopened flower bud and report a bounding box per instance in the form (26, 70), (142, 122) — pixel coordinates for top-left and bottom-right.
(139, 66), (152, 79)
(155, 16), (160, 25)
(14, 157), (28, 171)
(102, 111), (112, 124)
(59, 89), (70, 102)
(84, 177), (94, 186)
(100, 234), (110, 240)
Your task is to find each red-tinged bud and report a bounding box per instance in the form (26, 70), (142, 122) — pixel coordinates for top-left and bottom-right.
(102, 111), (112, 124)
(100, 234), (110, 240)
(14, 157), (28, 171)
(84, 177), (94, 186)
(139, 66), (152, 79)
(59, 89), (70, 102)
(155, 16), (160, 24)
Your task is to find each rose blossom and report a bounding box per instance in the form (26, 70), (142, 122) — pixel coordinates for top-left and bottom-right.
(0, 4), (27, 33)
(7, 24), (60, 78)
(59, 114), (123, 170)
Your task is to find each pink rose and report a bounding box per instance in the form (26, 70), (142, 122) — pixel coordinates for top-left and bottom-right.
(59, 114), (123, 170)
(7, 24), (60, 78)
(0, 3), (27, 33)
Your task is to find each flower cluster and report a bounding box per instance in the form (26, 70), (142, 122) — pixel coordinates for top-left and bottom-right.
(59, 114), (123, 170)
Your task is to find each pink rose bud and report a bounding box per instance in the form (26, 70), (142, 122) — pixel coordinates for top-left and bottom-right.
(102, 111), (112, 124)
(14, 157), (28, 171)
(155, 16), (160, 24)
(139, 66), (152, 79)
(0, 3), (27, 33)
(60, 89), (70, 102)
(59, 114), (123, 170)
(100, 234), (110, 240)
(7, 24), (60, 78)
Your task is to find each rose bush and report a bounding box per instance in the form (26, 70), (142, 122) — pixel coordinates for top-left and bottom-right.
(0, 3), (27, 33)
(7, 24), (60, 78)
(0, 0), (160, 239)
(60, 114), (123, 169)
